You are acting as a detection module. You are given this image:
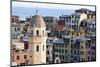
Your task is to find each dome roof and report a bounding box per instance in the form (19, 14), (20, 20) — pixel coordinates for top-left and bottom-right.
(30, 15), (46, 28)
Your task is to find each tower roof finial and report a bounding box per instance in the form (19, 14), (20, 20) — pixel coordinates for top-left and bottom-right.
(36, 9), (39, 15)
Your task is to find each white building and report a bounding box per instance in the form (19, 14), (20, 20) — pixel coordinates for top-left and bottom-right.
(12, 23), (23, 38)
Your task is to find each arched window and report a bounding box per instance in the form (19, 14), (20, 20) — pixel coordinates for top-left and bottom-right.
(36, 45), (39, 52)
(42, 30), (44, 36)
(43, 45), (44, 51)
(36, 30), (39, 36)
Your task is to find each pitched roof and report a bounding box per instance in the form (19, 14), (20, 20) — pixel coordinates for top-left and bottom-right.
(52, 25), (64, 30)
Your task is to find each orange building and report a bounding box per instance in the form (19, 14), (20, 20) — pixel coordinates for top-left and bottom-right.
(12, 48), (29, 66)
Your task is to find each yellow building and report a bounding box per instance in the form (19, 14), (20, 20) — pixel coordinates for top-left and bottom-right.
(29, 10), (47, 64)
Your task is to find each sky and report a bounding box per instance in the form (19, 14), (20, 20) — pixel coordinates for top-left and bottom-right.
(12, 1), (95, 20)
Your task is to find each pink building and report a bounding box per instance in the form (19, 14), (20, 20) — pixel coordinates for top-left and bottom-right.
(12, 16), (20, 23)
(12, 48), (29, 66)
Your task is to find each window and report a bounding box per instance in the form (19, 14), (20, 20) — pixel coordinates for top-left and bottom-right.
(30, 56), (32, 58)
(72, 32), (74, 35)
(36, 45), (39, 52)
(74, 51), (76, 54)
(80, 51), (84, 55)
(43, 30), (44, 36)
(47, 57), (49, 62)
(91, 46), (96, 50)
(47, 51), (49, 54)
(17, 55), (19, 60)
(72, 15), (74, 18)
(54, 49), (56, 52)
(71, 45), (73, 49)
(24, 55), (27, 59)
(81, 58), (84, 61)
(50, 40), (53, 42)
(12, 18), (14, 22)
(61, 44), (64, 47)
(84, 11), (87, 14)
(91, 51), (95, 55)
(77, 51), (80, 55)
(47, 46), (48, 48)
(91, 15), (93, 18)
(56, 49), (58, 52)
(47, 20), (48, 22)
(17, 28), (20, 31)
(86, 44), (91, 48)
(36, 30), (39, 36)
(88, 51), (91, 54)
(55, 55), (58, 57)
(77, 33), (79, 36)
(14, 28), (16, 31)
(62, 55), (64, 59)
(66, 19), (68, 22)
(65, 50), (67, 53)
(65, 56), (67, 59)
(74, 57), (78, 61)
(59, 49), (61, 53)
(24, 41), (28, 49)
(88, 56), (90, 61)
(43, 45), (44, 51)
(72, 20), (74, 23)
(59, 44), (61, 47)
(91, 57), (96, 61)
(81, 46), (84, 49)
(56, 60), (59, 64)
(62, 49), (64, 53)
(65, 44), (67, 47)
(80, 32), (82, 35)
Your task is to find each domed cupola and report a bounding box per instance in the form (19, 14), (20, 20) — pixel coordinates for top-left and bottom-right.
(30, 9), (46, 28)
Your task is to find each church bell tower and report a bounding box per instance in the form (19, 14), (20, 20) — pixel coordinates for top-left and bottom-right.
(29, 9), (47, 64)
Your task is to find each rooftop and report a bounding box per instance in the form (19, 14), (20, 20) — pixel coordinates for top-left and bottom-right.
(51, 25), (64, 30)
(30, 10), (46, 28)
